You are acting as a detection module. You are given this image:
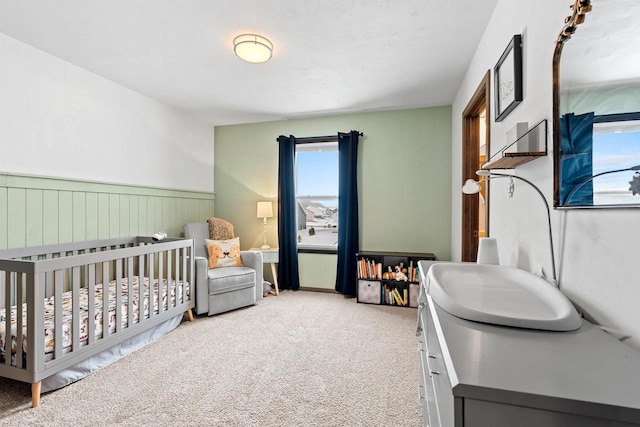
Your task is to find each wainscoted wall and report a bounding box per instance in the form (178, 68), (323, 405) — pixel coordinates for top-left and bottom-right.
(0, 173), (215, 250)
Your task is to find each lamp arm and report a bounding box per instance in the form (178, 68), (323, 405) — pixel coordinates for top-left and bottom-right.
(563, 167), (635, 205)
(487, 172), (557, 284)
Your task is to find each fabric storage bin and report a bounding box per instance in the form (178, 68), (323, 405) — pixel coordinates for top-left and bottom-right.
(358, 280), (381, 304)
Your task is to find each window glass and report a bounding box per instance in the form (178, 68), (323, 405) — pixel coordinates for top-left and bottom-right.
(295, 141), (339, 250)
(592, 120), (640, 205)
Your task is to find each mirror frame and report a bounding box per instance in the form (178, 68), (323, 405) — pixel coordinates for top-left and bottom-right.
(552, 0), (593, 208)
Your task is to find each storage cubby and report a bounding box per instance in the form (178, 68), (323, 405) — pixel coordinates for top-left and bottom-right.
(356, 251), (436, 308)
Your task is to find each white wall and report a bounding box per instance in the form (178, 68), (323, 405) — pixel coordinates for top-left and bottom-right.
(451, 0), (640, 350)
(0, 33), (214, 192)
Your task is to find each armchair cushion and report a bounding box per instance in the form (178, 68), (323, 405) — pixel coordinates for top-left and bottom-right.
(205, 237), (243, 268)
(207, 267), (255, 294)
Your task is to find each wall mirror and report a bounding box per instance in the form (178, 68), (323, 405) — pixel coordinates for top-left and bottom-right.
(553, 0), (640, 208)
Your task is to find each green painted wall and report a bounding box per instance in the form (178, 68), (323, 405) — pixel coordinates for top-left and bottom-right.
(561, 86), (640, 116)
(214, 107), (452, 289)
(0, 173), (215, 249)
(298, 253), (338, 290)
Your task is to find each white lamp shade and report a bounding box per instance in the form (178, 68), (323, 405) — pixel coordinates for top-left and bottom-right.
(462, 179), (483, 195)
(233, 34), (273, 63)
(257, 201), (273, 218)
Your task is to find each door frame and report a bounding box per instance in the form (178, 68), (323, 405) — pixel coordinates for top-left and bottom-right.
(461, 71), (491, 262)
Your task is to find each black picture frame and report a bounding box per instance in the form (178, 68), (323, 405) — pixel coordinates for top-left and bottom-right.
(494, 34), (523, 122)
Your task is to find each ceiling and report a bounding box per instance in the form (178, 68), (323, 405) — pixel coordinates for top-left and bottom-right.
(560, 0), (640, 91)
(0, 0), (498, 126)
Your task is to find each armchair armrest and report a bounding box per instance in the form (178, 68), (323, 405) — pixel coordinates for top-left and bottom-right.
(193, 256), (209, 315)
(241, 250), (264, 301)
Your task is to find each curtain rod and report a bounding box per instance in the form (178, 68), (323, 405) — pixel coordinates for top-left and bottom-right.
(594, 112), (640, 123)
(276, 132), (363, 144)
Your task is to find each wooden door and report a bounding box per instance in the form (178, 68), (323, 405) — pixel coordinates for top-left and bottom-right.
(461, 71), (491, 262)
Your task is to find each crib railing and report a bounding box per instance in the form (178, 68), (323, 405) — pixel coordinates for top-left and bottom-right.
(0, 237), (194, 386)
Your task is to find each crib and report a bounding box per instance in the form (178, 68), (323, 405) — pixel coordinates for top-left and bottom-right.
(0, 236), (194, 407)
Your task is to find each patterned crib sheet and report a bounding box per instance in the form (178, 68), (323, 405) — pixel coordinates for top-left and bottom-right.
(0, 276), (189, 367)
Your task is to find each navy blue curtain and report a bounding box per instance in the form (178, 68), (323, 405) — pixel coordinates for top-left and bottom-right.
(335, 131), (360, 296)
(560, 112), (594, 205)
(277, 135), (300, 290)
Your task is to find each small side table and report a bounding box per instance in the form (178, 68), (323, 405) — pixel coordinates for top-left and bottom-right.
(250, 247), (279, 296)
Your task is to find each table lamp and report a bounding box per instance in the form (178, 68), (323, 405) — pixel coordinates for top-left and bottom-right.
(257, 201), (273, 249)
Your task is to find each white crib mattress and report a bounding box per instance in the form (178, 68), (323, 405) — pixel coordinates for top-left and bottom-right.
(0, 276), (189, 366)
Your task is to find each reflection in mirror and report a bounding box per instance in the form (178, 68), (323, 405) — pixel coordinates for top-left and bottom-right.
(553, 0), (640, 207)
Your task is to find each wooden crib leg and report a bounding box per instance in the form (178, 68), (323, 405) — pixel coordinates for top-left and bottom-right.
(186, 308), (194, 322)
(32, 381), (41, 408)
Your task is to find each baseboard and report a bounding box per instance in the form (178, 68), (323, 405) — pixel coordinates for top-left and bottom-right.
(299, 287), (338, 293)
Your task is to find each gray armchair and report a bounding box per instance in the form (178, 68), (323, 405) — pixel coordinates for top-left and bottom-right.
(184, 222), (263, 316)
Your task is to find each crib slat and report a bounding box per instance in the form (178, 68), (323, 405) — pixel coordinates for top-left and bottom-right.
(115, 259), (122, 333)
(138, 254), (145, 322)
(54, 269), (63, 359)
(174, 249), (184, 304)
(149, 253), (155, 318)
(167, 249), (173, 309)
(182, 247), (188, 303)
(72, 266), (80, 351)
(26, 271), (45, 375)
(189, 246), (193, 302)
(69, 250), (78, 292)
(158, 252), (164, 313)
(102, 262), (109, 339)
(87, 264), (98, 344)
(16, 273), (24, 369)
(45, 253), (53, 298)
(3, 272), (10, 366)
(88, 264), (96, 345)
(173, 249), (178, 305)
(127, 257), (134, 328)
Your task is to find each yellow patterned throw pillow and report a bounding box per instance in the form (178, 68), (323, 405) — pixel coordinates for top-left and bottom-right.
(205, 237), (244, 269)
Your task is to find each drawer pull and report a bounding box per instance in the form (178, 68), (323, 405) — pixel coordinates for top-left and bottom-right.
(430, 370), (440, 375)
(428, 354), (436, 359)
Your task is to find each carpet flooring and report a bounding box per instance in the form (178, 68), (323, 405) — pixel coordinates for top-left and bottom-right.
(0, 290), (423, 426)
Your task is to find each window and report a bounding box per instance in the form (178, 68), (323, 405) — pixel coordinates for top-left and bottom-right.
(295, 141), (339, 251)
(592, 118), (640, 205)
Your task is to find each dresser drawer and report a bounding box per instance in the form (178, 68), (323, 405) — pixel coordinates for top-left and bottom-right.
(425, 298), (454, 427)
(427, 372), (441, 427)
(418, 340), (430, 426)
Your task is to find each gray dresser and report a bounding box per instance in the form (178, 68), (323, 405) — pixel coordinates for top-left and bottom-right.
(417, 267), (640, 426)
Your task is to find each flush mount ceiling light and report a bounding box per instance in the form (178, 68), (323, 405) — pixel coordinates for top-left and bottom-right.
(233, 34), (273, 63)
